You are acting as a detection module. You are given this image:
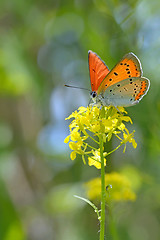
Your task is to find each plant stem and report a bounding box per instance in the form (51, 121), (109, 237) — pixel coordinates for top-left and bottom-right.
(82, 129), (99, 144)
(74, 195), (101, 221)
(99, 134), (106, 240)
(106, 143), (122, 156)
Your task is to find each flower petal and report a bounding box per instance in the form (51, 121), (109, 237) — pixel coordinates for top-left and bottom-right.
(70, 151), (76, 160)
(64, 135), (70, 143)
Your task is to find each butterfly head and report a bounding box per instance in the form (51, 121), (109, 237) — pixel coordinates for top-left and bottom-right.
(90, 91), (104, 106)
(90, 91), (97, 98)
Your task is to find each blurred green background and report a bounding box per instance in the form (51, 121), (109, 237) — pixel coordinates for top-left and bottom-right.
(0, 0), (160, 239)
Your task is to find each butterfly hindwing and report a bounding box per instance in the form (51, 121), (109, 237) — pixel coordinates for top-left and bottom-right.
(102, 77), (150, 107)
(97, 53), (142, 95)
(88, 50), (110, 92)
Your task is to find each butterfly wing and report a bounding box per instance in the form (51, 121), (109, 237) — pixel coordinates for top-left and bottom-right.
(102, 77), (150, 107)
(97, 53), (142, 95)
(88, 50), (110, 92)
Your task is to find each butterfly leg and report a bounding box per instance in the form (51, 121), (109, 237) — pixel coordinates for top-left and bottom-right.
(113, 106), (124, 115)
(88, 98), (94, 107)
(88, 99), (96, 113)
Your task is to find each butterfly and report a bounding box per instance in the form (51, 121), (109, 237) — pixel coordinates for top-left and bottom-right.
(88, 50), (150, 107)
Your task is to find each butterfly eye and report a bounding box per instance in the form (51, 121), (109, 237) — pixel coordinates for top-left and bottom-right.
(91, 91), (97, 98)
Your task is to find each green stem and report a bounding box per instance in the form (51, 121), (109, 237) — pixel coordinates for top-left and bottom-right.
(86, 143), (98, 151)
(99, 134), (106, 240)
(74, 195), (101, 221)
(82, 129), (99, 144)
(106, 143), (122, 156)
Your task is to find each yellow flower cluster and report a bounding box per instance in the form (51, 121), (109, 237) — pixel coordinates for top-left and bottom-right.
(64, 106), (137, 168)
(85, 172), (136, 202)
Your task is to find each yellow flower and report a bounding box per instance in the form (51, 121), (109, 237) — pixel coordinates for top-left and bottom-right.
(122, 130), (137, 152)
(69, 141), (83, 154)
(88, 149), (107, 169)
(70, 129), (81, 141)
(64, 106), (137, 168)
(85, 172), (136, 202)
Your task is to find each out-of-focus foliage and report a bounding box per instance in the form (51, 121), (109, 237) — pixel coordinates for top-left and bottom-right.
(0, 0), (160, 239)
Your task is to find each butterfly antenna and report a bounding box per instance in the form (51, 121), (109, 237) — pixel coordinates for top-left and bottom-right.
(64, 84), (91, 92)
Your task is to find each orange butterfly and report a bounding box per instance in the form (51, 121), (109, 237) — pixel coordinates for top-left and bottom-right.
(88, 50), (150, 107)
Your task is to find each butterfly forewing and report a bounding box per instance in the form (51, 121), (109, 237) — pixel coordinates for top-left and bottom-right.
(103, 77), (150, 107)
(88, 50), (110, 92)
(97, 53), (142, 95)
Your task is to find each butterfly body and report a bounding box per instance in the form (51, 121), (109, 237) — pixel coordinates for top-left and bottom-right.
(88, 50), (150, 107)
